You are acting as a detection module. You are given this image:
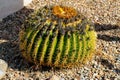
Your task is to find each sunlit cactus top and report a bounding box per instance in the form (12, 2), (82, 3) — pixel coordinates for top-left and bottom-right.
(53, 5), (77, 19)
(19, 5), (97, 68)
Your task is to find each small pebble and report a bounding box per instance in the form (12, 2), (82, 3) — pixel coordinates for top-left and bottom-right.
(60, 78), (65, 80)
(50, 75), (60, 80)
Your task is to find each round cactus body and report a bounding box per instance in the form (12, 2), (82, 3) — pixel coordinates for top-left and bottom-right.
(19, 5), (97, 68)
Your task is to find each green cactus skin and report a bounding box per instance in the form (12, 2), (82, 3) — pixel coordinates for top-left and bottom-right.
(19, 5), (97, 68)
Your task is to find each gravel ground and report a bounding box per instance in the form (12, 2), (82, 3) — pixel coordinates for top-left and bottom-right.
(0, 0), (120, 80)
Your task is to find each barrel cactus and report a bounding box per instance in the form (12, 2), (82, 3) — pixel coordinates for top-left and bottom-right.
(19, 5), (97, 68)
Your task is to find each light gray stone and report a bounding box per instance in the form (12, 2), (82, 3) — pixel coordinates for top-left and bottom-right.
(0, 0), (32, 19)
(0, 59), (8, 79)
(50, 75), (60, 80)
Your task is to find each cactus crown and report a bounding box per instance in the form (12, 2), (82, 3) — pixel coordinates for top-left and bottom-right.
(53, 5), (77, 19)
(19, 5), (97, 68)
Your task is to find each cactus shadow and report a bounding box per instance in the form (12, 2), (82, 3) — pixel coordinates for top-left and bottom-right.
(97, 34), (120, 42)
(94, 23), (120, 42)
(0, 6), (120, 72)
(94, 23), (120, 31)
(0, 7), (37, 71)
(100, 58), (120, 74)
